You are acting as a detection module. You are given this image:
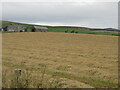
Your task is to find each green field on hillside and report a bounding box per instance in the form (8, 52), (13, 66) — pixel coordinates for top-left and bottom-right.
(48, 27), (120, 36)
(1, 21), (120, 36)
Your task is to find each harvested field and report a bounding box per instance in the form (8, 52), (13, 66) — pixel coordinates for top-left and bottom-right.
(2, 32), (118, 88)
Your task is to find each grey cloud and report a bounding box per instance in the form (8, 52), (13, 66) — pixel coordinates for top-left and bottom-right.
(2, 2), (118, 28)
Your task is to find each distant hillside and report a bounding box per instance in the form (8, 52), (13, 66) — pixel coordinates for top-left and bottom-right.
(1, 20), (44, 28)
(1, 20), (119, 31)
(91, 28), (120, 32)
(0, 20), (120, 36)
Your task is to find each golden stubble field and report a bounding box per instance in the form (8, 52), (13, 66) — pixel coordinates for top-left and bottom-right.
(2, 32), (118, 88)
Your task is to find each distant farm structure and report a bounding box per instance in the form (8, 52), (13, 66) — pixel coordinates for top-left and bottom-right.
(1, 23), (48, 32)
(31, 26), (48, 32)
(1, 23), (27, 32)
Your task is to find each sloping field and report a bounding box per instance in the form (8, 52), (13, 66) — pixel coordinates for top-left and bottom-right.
(2, 32), (118, 88)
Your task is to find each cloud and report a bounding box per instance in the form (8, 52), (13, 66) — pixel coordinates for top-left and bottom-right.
(2, 1), (118, 28)
(1, 0), (120, 2)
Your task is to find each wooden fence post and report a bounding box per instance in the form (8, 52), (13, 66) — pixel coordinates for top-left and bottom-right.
(14, 69), (21, 88)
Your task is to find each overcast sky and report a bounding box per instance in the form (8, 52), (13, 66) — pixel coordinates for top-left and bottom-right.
(1, 0), (119, 28)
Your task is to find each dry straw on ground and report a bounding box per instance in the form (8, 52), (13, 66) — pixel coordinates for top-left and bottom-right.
(2, 32), (118, 88)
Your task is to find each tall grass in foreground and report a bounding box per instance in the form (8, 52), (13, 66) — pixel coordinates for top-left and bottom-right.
(2, 66), (65, 88)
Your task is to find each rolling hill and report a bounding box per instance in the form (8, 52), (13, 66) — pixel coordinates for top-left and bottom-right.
(0, 20), (120, 36)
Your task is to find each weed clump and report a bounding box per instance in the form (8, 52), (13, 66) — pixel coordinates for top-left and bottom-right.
(2, 67), (65, 88)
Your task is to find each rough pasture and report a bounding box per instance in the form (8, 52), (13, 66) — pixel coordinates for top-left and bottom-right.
(2, 32), (118, 88)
